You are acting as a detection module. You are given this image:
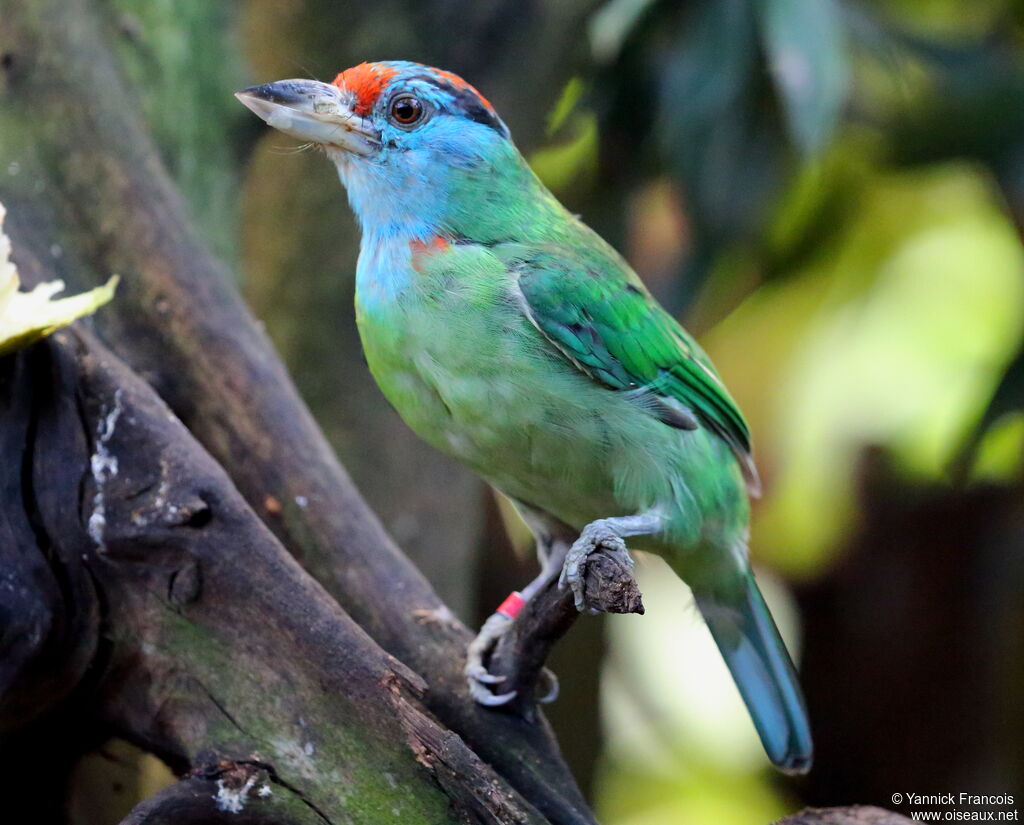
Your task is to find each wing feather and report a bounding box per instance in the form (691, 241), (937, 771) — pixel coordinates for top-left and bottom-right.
(501, 243), (759, 494)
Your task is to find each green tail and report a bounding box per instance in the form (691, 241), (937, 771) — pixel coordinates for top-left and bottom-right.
(694, 572), (813, 774)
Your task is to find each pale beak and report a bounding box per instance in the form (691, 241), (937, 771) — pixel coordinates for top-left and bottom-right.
(235, 79), (379, 156)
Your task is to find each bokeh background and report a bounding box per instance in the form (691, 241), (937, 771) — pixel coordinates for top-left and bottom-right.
(59, 0), (1024, 822)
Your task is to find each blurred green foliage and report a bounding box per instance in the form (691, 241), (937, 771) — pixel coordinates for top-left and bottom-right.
(110, 0), (246, 266)
(520, 1), (1024, 821)
(529, 0), (1024, 576)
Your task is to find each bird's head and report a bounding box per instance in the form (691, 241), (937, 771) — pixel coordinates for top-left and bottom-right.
(237, 61), (541, 240)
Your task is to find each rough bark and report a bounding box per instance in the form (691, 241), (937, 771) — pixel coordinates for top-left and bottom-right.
(2, 330), (549, 825)
(0, 2), (591, 821)
(6, 333), (561, 822)
(118, 763), (324, 825)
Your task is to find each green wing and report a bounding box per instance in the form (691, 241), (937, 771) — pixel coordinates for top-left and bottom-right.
(501, 243), (759, 493)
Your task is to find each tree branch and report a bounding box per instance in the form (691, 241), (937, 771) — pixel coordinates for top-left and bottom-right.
(2, 330), (550, 824)
(118, 762), (323, 825)
(0, 3), (590, 821)
(489, 531), (644, 721)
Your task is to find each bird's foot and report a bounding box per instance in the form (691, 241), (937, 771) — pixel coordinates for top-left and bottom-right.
(465, 612), (517, 706)
(465, 609), (560, 707)
(559, 520), (634, 612)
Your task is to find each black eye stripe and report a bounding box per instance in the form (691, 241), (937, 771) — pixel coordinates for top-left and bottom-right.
(396, 74), (508, 138)
(449, 88), (508, 137)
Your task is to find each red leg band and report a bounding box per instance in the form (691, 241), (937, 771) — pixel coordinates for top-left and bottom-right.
(496, 591), (526, 619)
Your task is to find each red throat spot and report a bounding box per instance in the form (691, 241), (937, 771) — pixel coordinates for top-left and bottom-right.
(332, 62), (398, 117)
(409, 236), (451, 271)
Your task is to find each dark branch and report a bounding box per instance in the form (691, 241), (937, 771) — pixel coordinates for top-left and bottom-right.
(119, 762), (323, 825)
(0, 5), (589, 820)
(0, 346), (98, 733)
(1, 331), (549, 825)
(489, 535), (644, 721)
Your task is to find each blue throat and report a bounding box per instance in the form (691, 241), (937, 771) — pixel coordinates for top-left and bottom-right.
(335, 114), (558, 313)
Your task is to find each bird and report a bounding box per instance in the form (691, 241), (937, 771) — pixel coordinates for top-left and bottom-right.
(237, 61), (812, 774)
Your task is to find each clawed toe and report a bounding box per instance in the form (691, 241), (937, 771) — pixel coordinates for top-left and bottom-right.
(466, 662), (517, 705)
(558, 549), (589, 612)
(468, 678), (517, 706)
(560, 523), (631, 612)
(474, 672), (507, 686)
(537, 667), (560, 704)
(465, 612), (518, 706)
(466, 659), (557, 707)
(465, 664), (506, 685)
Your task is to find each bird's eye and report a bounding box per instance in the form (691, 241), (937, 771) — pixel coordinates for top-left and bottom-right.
(389, 95), (425, 128)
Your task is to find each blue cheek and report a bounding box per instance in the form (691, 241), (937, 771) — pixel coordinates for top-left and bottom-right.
(339, 113), (507, 251)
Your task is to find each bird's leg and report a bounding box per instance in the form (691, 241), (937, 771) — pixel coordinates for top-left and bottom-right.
(465, 613), (518, 706)
(465, 534), (567, 706)
(559, 512), (663, 612)
(515, 538), (568, 704)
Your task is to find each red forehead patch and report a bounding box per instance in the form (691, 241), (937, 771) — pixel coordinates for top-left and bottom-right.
(332, 63), (398, 117)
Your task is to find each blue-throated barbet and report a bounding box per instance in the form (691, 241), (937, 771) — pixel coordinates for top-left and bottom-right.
(237, 61), (812, 774)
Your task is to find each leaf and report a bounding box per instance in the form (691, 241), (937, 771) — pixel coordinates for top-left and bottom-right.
(658, 0), (776, 239)
(952, 345), (1024, 479)
(758, 0), (850, 153)
(0, 202), (119, 357)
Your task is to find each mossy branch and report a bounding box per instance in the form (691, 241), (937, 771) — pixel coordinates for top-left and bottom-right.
(0, 1), (589, 821)
(1, 330), (549, 824)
